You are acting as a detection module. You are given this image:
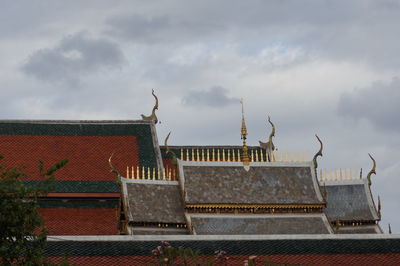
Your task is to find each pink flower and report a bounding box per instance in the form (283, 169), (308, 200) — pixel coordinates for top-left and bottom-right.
(161, 241), (171, 248)
(151, 246), (163, 256)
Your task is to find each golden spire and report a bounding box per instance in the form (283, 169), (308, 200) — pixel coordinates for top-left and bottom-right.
(240, 99), (250, 167)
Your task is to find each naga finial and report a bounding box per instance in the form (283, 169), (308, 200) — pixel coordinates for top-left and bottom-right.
(240, 99), (250, 169)
(259, 116), (275, 161)
(367, 153), (376, 186)
(108, 152), (122, 183)
(164, 131), (177, 164)
(313, 134), (323, 170)
(378, 195), (381, 218)
(141, 89), (159, 124)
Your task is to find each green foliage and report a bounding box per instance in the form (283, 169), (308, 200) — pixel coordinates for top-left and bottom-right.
(0, 156), (68, 265)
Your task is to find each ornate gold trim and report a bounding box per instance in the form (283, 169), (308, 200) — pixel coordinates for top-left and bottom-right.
(129, 221), (187, 229)
(186, 203), (325, 209)
(331, 220), (377, 227)
(185, 203), (325, 214)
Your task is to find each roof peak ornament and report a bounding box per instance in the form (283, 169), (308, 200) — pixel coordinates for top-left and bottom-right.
(313, 135), (323, 170)
(240, 99), (250, 170)
(141, 89), (159, 124)
(164, 131), (177, 165)
(367, 153), (376, 186)
(259, 116), (275, 162)
(108, 152), (122, 184)
(378, 195), (381, 219)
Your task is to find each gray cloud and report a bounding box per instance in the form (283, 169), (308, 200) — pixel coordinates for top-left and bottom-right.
(105, 13), (224, 44)
(21, 32), (125, 85)
(337, 77), (400, 132)
(102, 1), (400, 69)
(182, 86), (239, 108)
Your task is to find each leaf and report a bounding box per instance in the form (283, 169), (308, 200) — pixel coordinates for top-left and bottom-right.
(45, 159), (69, 176)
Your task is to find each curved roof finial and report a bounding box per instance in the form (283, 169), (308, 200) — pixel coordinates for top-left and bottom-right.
(367, 153), (376, 186)
(108, 152), (121, 182)
(259, 116), (275, 153)
(164, 131), (177, 164)
(141, 89), (159, 124)
(240, 99), (250, 168)
(313, 135), (323, 170)
(378, 195), (381, 218)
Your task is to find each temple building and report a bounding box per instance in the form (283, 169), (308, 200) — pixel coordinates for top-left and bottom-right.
(1, 91), (397, 265)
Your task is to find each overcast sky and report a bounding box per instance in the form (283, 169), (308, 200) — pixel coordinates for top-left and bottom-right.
(1, 0), (399, 232)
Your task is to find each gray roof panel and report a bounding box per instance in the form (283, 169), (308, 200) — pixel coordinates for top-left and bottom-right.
(180, 163), (323, 205)
(324, 182), (379, 221)
(124, 182), (186, 224)
(190, 214), (332, 235)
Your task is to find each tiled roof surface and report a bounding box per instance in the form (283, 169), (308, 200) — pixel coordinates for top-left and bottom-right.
(0, 121), (159, 183)
(324, 183), (378, 221)
(47, 254), (400, 266)
(336, 225), (382, 234)
(190, 214), (331, 234)
(181, 164), (322, 205)
(0, 134), (137, 181)
(44, 237), (400, 266)
(25, 181), (120, 193)
(124, 181), (186, 224)
(39, 208), (119, 235)
(38, 198), (119, 209)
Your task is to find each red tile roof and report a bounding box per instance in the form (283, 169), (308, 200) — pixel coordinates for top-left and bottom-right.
(0, 135), (139, 181)
(39, 208), (119, 235)
(47, 254), (400, 266)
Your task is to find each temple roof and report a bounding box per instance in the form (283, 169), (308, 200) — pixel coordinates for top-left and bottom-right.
(178, 160), (324, 205)
(44, 235), (400, 265)
(122, 179), (187, 224)
(39, 207), (119, 235)
(0, 120), (162, 193)
(322, 179), (380, 222)
(189, 214), (333, 234)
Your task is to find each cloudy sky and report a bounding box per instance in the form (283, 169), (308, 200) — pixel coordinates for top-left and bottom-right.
(1, 0), (399, 232)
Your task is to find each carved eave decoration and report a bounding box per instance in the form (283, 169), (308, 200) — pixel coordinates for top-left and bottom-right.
(331, 219), (378, 227)
(185, 203), (326, 214)
(129, 221), (187, 229)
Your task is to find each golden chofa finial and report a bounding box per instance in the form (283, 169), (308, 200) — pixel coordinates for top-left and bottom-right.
(108, 152), (122, 183)
(164, 131), (177, 165)
(259, 116), (275, 161)
(240, 99), (250, 169)
(367, 153), (376, 186)
(378, 195), (381, 218)
(141, 89), (159, 124)
(313, 135), (323, 170)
